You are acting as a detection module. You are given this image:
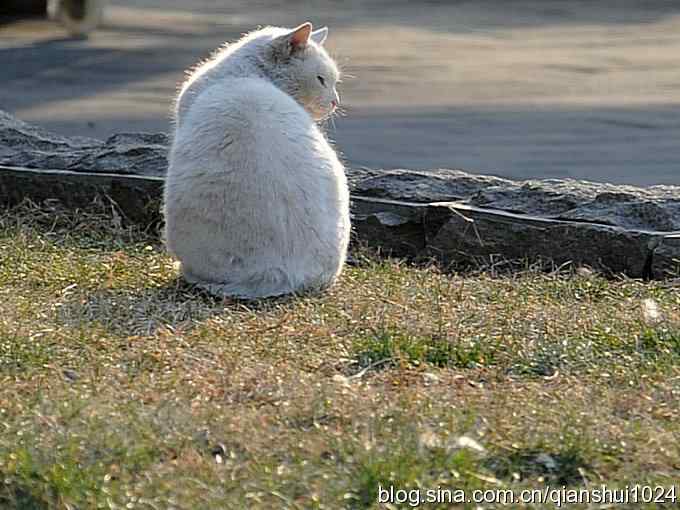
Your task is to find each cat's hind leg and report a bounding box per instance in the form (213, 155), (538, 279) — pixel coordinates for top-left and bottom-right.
(186, 267), (297, 300)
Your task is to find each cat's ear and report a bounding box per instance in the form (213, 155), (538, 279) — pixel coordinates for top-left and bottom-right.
(311, 27), (328, 45)
(289, 22), (313, 49)
(270, 22), (312, 60)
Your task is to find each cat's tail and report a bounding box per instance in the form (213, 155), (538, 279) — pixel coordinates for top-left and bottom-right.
(188, 267), (305, 300)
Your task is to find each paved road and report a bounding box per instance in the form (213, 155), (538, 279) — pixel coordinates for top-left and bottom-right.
(1, 0), (680, 185)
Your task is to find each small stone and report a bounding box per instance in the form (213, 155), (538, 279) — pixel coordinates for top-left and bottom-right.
(211, 443), (226, 459)
(332, 374), (351, 386)
(422, 372), (440, 384)
(535, 452), (558, 471)
(576, 266), (594, 278)
(62, 369), (78, 382)
(455, 435), (485, 453)
(641, 298), (662, 324)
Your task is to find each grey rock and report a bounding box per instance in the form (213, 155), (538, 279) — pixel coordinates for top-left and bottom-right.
(348, 167), (680, 232)
(652, 234), (680, 278)
(2, 110), (680, 278)
(347, 167), (511, 203)
(0, 110), (168, 177)
(351, 197), (430, 258)
(352, 197), (657, 277)
(0, 166), (164, 225)
(425, 203), (654, 277)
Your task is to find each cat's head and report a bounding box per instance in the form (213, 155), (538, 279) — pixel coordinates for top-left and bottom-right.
(264, 22), (341, 121)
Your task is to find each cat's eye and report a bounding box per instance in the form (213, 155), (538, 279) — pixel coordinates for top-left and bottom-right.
(317, 75), (326, 87)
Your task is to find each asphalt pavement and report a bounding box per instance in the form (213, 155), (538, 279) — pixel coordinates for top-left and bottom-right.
(1, 0), (680, 185)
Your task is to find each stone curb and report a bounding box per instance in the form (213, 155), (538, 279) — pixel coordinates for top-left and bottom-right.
(1, 164), (678, 278)
(2, 109), (679, 278)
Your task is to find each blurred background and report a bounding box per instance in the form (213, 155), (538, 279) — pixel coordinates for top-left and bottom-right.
(1, 0), (679, 185)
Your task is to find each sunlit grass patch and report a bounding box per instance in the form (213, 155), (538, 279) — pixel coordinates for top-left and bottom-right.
(351, 328), (495, 370)
(0, 332), (51, 374)
(485, 442), (591, 486)
(637, 327), (680, 358)
(0, 200), (679, 509)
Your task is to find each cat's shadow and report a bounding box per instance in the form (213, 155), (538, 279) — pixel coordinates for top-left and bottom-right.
(57, 276), (295, 338)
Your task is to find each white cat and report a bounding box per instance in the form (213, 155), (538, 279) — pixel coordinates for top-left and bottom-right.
(164, 22), (351, 299)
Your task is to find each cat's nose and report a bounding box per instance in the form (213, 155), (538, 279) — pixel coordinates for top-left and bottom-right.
(331, 99), (338, 109)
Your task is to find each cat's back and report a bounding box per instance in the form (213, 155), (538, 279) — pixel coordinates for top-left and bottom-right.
(174, 27), (288, 125)
(172, 77), (333, 172)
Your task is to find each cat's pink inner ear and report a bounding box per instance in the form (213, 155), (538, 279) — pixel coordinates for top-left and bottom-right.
(290, 22), (313, 48)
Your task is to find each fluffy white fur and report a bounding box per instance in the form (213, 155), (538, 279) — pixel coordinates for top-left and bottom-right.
(164, 23), (350, 299)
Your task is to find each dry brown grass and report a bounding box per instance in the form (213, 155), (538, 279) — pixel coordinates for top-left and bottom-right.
(0, 200), (679, 509)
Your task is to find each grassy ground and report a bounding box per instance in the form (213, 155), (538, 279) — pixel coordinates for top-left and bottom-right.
(0, 200), (679, 509)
